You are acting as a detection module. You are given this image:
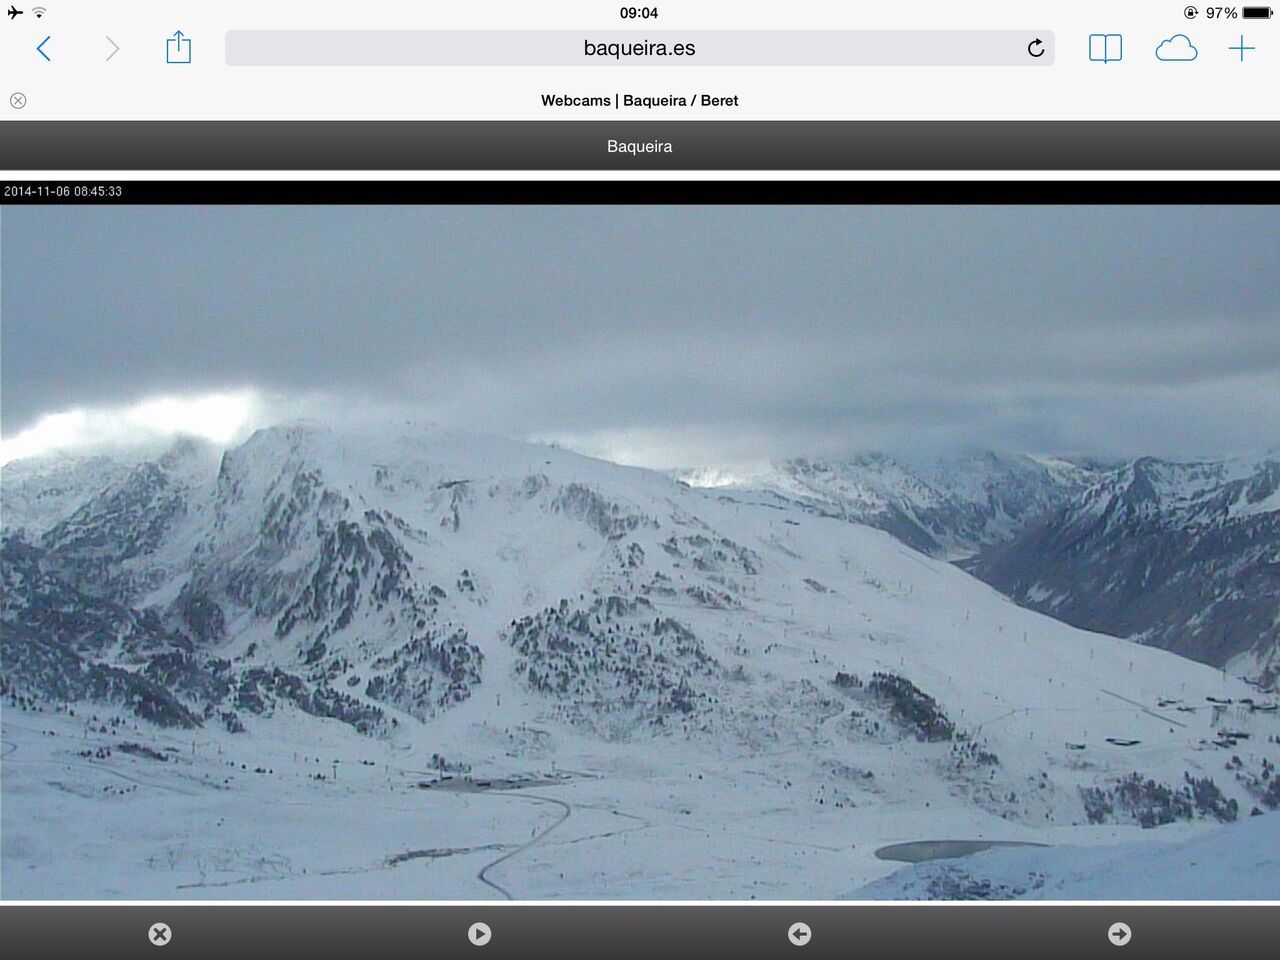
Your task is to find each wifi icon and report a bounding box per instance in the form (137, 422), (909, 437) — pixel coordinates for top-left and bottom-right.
(33, 5), (46, 17)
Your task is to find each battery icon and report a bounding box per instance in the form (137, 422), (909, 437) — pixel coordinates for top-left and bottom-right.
(1242, 6), (1274, 17)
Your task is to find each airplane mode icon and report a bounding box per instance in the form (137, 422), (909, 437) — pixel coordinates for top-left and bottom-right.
(8, 6), (24, 20)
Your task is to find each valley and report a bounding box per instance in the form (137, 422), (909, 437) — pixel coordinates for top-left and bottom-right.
(2, 424), (1277, 899)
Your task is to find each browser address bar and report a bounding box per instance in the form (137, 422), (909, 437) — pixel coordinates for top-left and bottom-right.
(225, 30), (1055, 67)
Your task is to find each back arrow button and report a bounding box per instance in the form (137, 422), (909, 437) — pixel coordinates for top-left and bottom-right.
(36, 35), (51, 61)
(106, 36), (120, 61)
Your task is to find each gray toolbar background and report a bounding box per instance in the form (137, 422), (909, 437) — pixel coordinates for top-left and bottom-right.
(2, 120), (1278, 168)
(0, 904), (1276, 960)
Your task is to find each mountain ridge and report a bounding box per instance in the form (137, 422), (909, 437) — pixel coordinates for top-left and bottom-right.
(4, 422), (1277, 899)
(965, 451), (1280, 683)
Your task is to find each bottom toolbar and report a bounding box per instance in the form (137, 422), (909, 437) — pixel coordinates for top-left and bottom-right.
(1, 904), (1276, 960)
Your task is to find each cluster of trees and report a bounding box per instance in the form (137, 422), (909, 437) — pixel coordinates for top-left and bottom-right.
(1082, 771), (1239, 828)
(662, 533), (760, 576)
(236, 666), (387, 736)
(364, 626), (483, 721)
(507, 594), (715, 720)
(867, 672), (956, 742)
(551, 483), (654, 540)
(1226, 754), (1279, 812)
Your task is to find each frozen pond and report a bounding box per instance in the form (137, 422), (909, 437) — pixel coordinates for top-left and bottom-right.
(875, 840), (1049, 864)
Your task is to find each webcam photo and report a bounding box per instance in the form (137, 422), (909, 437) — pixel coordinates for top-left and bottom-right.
(2, 203), (1276, 906)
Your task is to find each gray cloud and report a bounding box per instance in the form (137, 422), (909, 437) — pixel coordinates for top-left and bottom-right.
(2, 204), (1277, 465)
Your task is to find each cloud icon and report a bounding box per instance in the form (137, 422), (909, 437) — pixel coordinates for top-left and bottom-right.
(1156, 34), (1199, 61)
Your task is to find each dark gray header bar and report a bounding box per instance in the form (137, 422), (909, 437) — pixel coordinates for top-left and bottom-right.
(1, 904), (1278, 960)
(3, 121), (1279, 169)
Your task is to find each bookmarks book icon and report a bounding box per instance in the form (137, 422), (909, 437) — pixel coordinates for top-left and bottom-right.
(1089, 34), (1123, 63)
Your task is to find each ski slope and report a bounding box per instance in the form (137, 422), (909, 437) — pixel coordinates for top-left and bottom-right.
(3, 424), (1277, 899)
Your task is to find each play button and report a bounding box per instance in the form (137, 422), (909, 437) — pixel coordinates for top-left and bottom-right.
(1108, 922), (1132, 947)
(468, 922), (492, 947)
(788, 922), (812, 946)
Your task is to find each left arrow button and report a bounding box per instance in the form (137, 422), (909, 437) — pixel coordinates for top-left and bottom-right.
(36, 35), (51, 61)
(106, 35), (120, 61)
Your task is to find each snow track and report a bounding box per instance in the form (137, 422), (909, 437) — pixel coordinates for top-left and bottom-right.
(476, 793), (573, 900)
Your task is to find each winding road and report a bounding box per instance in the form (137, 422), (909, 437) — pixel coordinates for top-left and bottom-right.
(475, 792), (573, 900)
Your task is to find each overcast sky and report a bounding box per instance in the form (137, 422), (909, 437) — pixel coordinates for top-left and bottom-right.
(2, 205), (1277, 467)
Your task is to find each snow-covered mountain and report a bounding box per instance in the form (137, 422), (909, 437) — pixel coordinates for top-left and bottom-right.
(679, 452), (1099, 559)
(964, 455), (1280, 686)
(3, 425), (1277, 899)
(681, 450), (1279, 688)
(2, 450), (141, 540)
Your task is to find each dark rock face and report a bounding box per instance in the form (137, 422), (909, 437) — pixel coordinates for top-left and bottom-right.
(965, 456), (1280, 675)
(43, 462), (186, 564)
(1, 630), (201, 729)
(0, 429), (486, 737)
(1, 537), (185, 660)
(176, 584), (226, 645)
(2, 535), (219, 728)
